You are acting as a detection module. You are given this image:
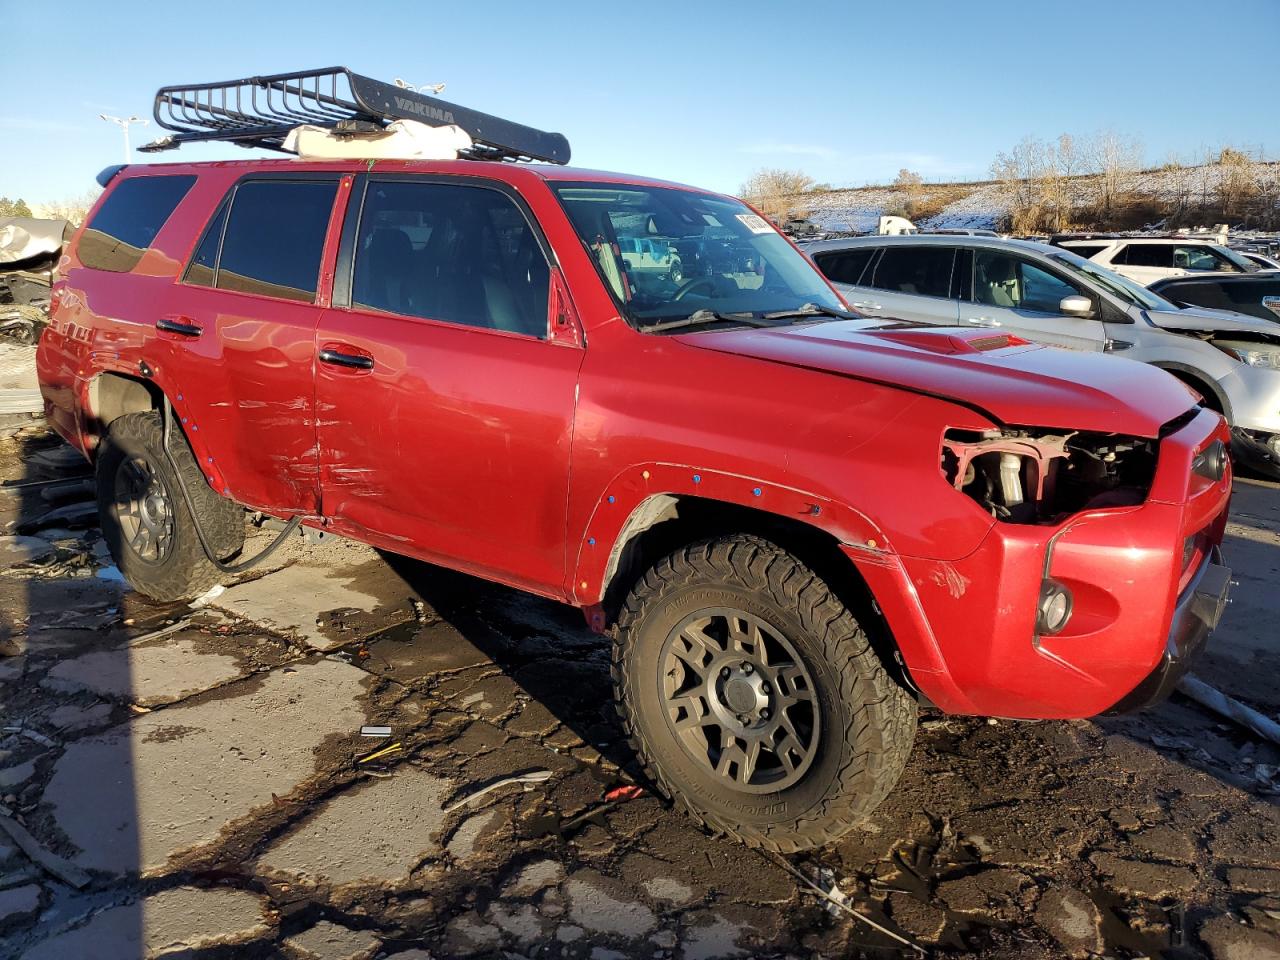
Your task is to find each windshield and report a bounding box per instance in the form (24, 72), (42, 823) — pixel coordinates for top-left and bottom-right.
(551, 182), (845, 327)
(1048, 251), (1174, 311)
(1217, 245), (1260, 272)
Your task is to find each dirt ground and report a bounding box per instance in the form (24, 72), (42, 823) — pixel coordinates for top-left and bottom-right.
(0, 418), (1277, 960)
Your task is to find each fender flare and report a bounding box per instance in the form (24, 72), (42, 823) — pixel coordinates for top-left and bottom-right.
(80, 361), (230, 495)
(569, 462), (894, 607)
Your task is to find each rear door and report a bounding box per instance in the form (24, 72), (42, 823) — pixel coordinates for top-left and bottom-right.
(170, 174), (343, 515)
(1111, 242), (1181, 285)
(860, 245), (961, 325)
(314, 175), (583, 597)
(964, 249), (1105, 351)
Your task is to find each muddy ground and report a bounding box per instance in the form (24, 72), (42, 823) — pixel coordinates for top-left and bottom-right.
(0, 415), (1278, 960)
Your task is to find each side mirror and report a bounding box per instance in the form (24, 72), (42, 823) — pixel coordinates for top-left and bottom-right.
(1060, 294), (1094, 318)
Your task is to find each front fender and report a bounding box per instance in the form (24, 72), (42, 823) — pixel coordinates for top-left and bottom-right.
(569, 461), (895, 611)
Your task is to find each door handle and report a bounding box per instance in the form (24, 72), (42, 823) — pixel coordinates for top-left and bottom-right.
(318, 348), (374, 371)
(965, 316), (1001, 326)
(156, 316), (202, 337)
(850, 301), (882, 310)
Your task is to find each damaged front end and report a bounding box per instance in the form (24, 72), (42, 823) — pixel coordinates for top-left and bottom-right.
(941, 427), (1159, 524)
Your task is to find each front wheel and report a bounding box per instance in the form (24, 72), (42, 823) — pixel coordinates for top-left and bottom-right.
(612, 534), (916, 851)
(96, 411), (244, 601)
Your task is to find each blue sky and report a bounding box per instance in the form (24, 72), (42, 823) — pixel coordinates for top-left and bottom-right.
(2, 0), (1277, 205)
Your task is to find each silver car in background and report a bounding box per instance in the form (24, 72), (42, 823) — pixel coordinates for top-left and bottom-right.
(803, 234), (1280, 477)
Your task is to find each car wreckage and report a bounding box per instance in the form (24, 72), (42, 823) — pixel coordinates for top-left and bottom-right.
(37, 67), (1234, 850)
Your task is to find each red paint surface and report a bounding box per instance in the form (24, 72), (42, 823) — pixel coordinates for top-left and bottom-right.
(38, 158), (1231, 719)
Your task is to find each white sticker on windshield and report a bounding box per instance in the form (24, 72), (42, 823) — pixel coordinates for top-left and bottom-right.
(736, 213), (774, 235)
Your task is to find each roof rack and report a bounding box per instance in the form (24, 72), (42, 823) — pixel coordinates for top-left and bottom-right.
(139, 66), (570, 165)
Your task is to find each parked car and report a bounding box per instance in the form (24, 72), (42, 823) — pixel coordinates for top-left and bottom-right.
(38, 67), (1235, 851)
(1149, 273), (1280, 324)
(803, 234), (1280, 475)
(1054, 236), (1261, 286)
(1238, 251), (1280, 271)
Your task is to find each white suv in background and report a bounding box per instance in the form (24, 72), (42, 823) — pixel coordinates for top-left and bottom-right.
(802, 234), (1280, 476)
(1056, 236), (1260, 286)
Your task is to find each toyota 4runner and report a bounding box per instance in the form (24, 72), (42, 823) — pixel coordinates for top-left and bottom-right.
(37, 69), (1234, 851)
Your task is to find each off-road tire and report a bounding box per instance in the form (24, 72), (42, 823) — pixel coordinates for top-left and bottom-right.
(613, 534), (916, 851)
(96, 411), (244, 601)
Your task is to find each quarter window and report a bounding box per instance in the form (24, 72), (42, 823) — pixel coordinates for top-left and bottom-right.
(868, 247), (954, 298)
(78, 175), (196, 273)
(214, 180), (338, 303)
(352, 180), (550, 337)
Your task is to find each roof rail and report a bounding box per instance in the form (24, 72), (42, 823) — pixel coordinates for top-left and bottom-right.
(139, 66), (570, 165)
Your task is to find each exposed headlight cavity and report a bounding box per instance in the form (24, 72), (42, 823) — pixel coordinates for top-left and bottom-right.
(941, 427), (1159, 524)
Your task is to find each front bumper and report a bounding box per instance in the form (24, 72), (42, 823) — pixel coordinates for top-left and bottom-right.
(848, 407), (1234, 719)
(1105, 548), (1231, 713)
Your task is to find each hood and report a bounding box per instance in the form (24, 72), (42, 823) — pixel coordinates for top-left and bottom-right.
(675, 321), (1196, 438)
(1146, 306), (1280, 338)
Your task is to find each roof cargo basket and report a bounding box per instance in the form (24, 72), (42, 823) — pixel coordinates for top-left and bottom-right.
(139, 66), (570, 164)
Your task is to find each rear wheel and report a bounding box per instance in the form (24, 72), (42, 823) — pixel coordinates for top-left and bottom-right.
(96, 411), (243, 601)
(612, 534), (916, 851)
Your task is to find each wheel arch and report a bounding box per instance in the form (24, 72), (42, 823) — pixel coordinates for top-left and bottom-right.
(82, 370), (229, 493)
(578, 476), (913, 693)
(1151, 361), (1233, 421)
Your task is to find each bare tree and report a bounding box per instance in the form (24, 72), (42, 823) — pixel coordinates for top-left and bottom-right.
(33, 190), (100, 225)
(1217, 146), (1255, 219)
(1085, 130), (1143, 215)
(1251, 157), (1280, 230)
(739, 168), (816, 221)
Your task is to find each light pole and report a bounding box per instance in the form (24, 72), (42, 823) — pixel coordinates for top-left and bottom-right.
(99, 115), (149, 163)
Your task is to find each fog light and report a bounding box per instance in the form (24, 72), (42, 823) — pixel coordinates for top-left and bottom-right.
(1192, 440), (1226, 481)
(1036, 579), (1073, 636)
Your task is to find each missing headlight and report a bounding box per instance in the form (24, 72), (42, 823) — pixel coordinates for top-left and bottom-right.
(941, 428), (1158, 524)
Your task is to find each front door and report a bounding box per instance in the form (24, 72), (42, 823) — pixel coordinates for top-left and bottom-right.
(314, 176), (583, 596)
(963, 250), (1105, 352)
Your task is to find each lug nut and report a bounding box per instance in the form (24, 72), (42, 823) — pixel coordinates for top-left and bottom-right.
(760, 709), (771, 720)
(742, 663), (753, 674)
(721, 667), (731, 679)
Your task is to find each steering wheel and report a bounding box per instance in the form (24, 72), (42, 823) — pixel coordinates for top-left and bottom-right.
(672, 277), (717, 302)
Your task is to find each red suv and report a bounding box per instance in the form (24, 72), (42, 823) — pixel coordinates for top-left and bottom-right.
(37, 69), (1233, 851)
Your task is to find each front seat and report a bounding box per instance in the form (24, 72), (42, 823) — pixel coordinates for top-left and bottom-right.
(978, 255), (1019, 307)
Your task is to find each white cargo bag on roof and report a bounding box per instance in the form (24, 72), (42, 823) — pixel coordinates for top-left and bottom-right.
(283, 118), (473, 161)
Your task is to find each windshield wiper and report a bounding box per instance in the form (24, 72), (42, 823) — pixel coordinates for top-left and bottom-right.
(636, 310), (776, 334)
(761, 302), (859, 322)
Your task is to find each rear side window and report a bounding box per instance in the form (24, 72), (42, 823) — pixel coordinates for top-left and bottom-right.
(204, 180), (338, 303)
(350, 180), (550, 337)
(1064, 243), (1106, 260)
(1116, 243), (1174, 268)
(78, 175), (196, 273)
(813, 248), (876, 285)
(869, 247), (954, 298)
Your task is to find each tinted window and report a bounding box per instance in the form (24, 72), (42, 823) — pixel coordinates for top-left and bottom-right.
(1117, 243), (1174, 268)
(814, 248), (876, 285)
(975, 252), (1084, 312)
(78, 175), (196, 273)
(352, 180), (549, 337)
(1064, 243), (1106, 260)
(184, 200), (228, 288)
(216, 180), (338, 303)
(869, 247), (954, 298)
